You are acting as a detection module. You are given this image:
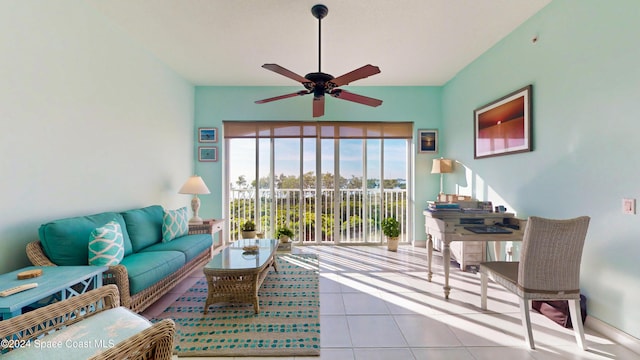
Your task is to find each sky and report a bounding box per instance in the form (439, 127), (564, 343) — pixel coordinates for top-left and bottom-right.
(229, 138), (408, 188)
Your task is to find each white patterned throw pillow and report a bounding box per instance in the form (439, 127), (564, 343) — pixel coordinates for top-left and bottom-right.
(162, 207), (189, 242)
(88, 220), (125, 266)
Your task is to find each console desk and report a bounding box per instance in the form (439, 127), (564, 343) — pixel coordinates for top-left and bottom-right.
(423, 210), (525, 299)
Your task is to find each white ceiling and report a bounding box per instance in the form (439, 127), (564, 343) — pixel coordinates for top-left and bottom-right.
(87, 0), (551, 86)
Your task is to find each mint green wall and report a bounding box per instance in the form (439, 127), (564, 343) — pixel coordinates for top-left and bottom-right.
(442, 0), (640, 338)
(0, 1), (194, 273)
(194, 86), (442, 240)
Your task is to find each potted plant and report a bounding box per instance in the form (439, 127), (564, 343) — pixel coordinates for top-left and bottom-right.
(381, 217), (401, 251)
(240, 219), (257, 239)
(275, 225), (294, 243)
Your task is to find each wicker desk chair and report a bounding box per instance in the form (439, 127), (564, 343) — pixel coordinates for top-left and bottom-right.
(480, 216), (590, 350)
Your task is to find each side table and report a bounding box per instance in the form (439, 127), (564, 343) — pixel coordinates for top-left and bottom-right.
(0, 265), (107, 320)
(189, 218), (225, 249)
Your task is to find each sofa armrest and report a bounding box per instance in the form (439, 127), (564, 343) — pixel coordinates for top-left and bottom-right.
(90, 319), (175, 360)
(26, 240), (57, 266)
(0, 285), (120, 347)
(103, 264), (133, 308)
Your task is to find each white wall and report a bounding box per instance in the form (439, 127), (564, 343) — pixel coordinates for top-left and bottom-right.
(0, 0), (195, 272)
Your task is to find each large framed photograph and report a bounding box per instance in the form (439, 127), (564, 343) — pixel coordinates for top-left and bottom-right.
(198, 127), (218, 143)
(418, 129), (438, 153)
(198, 146), (217, 162)
(474, 85), (532, 159)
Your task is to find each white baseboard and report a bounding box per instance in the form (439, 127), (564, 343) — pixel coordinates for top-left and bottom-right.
(412, 239), (427, 248)
(587, 316), (640, 355)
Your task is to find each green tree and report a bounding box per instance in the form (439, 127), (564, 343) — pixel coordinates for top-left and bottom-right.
(321, 172), (334, 188)
(302, 171), (316, 189)
(278, 173), (299, 189)
(347, 175), (363, 189)
(383, 179), (399, 189)
(253, 175), (271, 189)
(235, 175), (248, 189)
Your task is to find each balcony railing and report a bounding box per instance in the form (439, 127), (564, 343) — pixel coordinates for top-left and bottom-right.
(229, 188), (408, 244)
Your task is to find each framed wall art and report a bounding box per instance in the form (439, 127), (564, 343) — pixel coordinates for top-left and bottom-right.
(474, 85), (532, 159)
(198, 127), (218, 143)
(418, 129), (438, 153)
(198, 146), (217, 162)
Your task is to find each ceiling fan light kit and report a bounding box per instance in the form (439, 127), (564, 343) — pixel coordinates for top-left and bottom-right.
(255, 4), (383, 117)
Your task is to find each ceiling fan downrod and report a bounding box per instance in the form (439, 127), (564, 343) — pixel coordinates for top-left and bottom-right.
(311, 4), (328, 73)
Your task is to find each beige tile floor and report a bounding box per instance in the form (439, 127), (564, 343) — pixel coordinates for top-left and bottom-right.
(142, 245), (639, 360)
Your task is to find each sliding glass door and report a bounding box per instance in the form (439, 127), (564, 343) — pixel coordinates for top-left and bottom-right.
(225, 122), (411, 245)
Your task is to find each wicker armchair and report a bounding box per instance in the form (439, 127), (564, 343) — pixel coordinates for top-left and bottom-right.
(0, 285), (175, 359)
(480, 216), (590, 350)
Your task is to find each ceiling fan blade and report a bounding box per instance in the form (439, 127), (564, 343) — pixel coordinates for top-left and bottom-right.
(261, 64), (310, 84)
(330, 89), (383, 107)
(313, 96), (325, 117)
(330, 64), (381, 87)
(255, 90), (310, 104)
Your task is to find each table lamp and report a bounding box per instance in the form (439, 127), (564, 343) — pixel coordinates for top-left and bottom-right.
(431, 158), (453, 199)
(178, 175), (210, 224)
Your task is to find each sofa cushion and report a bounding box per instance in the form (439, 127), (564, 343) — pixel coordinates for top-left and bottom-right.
(2, 307), (150, 360)
(162, 207), (189, 243)
(140, 234), (212, 262)
(121, 205), (163, 252)
(119, 251), (185, 295)
(39, 212), (132, 266)
(88, 220), (125, 266)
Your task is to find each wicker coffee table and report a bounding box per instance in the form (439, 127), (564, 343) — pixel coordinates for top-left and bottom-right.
(203, 238), (279, 314)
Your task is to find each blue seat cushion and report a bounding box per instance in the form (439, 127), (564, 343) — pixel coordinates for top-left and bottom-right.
(139, 234), (212, 262)
(119, 251), (185, 295)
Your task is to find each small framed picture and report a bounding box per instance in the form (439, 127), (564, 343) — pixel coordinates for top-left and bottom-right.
(198, 146), (217, 162)
(418, 129), (438, 153)
(198, 127), (218, 143)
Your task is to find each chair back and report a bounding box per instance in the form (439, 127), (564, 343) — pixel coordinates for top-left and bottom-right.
(518, 216), (590, 294)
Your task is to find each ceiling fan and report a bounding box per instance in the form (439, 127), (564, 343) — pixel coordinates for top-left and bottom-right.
(255, 4), (383, 117)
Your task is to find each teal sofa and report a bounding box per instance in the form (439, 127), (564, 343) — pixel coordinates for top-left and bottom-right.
(26, 205), (213, 313)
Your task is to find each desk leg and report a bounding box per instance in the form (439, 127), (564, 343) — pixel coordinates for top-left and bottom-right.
(493, 241), (502, 261)
(426, 234), (433, 282)
(443, 240), (451, 299)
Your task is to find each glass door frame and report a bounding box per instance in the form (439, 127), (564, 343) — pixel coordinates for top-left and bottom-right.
(223, 123), (413, 246)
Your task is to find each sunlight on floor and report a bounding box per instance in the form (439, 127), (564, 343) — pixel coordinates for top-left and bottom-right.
(160, 244), (638, 360)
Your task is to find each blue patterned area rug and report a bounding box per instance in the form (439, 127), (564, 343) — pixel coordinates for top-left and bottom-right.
(152, 253), (320, 357)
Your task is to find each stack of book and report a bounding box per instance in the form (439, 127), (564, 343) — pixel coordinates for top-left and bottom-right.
(426, 201), (461, 212)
